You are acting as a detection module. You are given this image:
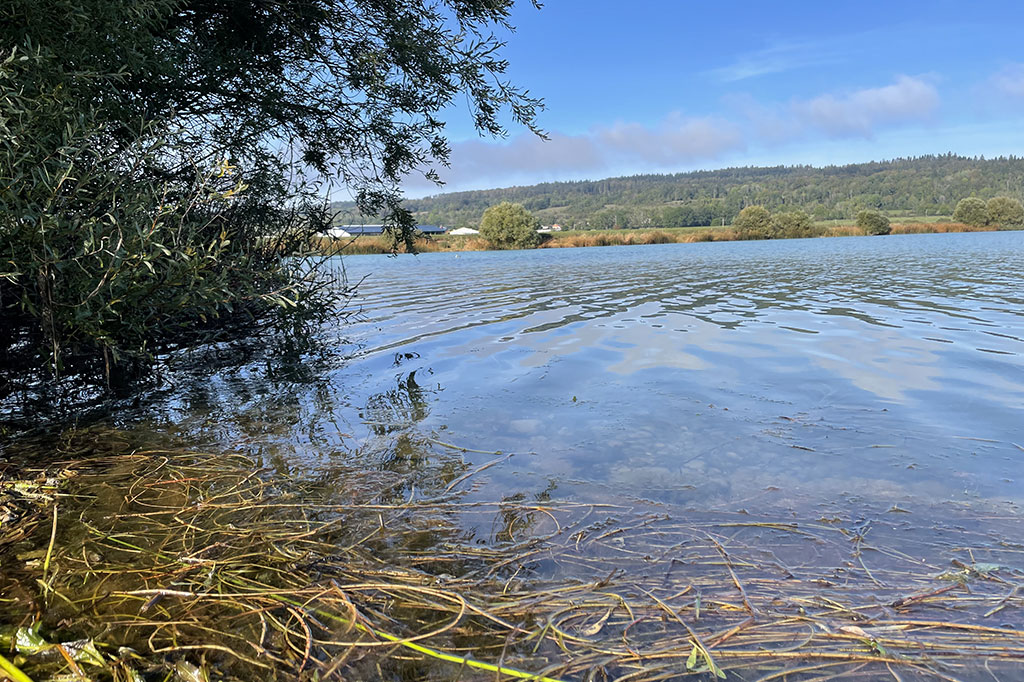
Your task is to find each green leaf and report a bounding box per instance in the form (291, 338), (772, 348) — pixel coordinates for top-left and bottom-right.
(64, 639), (105, 667)
(686, 643), (698, 670)
(14, 624), (49, 655)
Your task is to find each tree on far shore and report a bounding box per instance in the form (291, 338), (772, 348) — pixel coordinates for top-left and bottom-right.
(479, 202), (542, 249)
(857, 210), (891, 235)
(771, 210), (818, 239)
(986, 197), (1024, 227)
(732, 206), (773, 239)
(953, 197), (989, 226)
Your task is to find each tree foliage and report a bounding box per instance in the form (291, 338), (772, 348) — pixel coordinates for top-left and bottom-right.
(732, 206), (773, 239)
(952, 197), (989, 226)
(479, 202), (541, 249)
(770, 210), (818, 239)
(856, 210), (891, 235)
(1, 0), (542, 395)
(985, 196), (1024, 227)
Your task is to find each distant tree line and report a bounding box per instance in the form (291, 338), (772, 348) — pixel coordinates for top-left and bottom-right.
(331, 155), (1024, 229)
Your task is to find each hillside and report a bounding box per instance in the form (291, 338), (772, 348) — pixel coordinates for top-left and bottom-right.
(331, 155), (1024, 229)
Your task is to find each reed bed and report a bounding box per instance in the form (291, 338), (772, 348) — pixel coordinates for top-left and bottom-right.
(541, 230), (739, 248)
(308, 234), (492, 255)
(2, 438), (1023, 681)
(889, 223), (997, 235)
(820, 225), (863, 238)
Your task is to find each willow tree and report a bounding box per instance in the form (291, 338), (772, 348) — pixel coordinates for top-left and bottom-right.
(986, 196), (1024, 227)
(479, 202), (541, 249)
(0, 0), (542, 395)
(952, 197), (989, 227)
(732, 205), (772, 240)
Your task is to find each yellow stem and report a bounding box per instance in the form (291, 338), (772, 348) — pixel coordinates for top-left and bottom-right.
(0, 652), (34, 682)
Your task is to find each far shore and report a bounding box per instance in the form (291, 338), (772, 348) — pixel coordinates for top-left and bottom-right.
(312, 220), (1010, 256)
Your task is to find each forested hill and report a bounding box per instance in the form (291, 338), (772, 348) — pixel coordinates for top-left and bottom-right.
(333, 155), (1024, 229)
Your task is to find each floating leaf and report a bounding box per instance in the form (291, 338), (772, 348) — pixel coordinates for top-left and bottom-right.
(63, 639), (105, 667)
(579, 608), (612, 637)
(14, 624), (49, 655)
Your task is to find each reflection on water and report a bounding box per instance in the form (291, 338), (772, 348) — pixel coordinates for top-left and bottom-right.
(327, 231), (1024, 515)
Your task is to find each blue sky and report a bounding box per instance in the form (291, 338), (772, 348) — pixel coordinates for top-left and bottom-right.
(402, 0), (1024, 196)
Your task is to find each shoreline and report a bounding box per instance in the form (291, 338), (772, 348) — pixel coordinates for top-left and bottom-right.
(314, 222), (1009, 256)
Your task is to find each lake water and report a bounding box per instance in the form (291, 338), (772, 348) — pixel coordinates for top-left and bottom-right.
(291, 231), (1023, 515)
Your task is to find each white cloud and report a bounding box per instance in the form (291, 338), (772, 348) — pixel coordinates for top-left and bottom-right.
(990, 63), (1024, 98)
(724, 76), (941, 145)
(723, 93), (803, 144)
(710, 38), (849, 83)
(794, 76), (939, 137)
(598, 115), (743, 165)
(405, 115), (745, 194)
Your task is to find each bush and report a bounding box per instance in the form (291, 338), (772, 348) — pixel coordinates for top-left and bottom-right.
(732, 206), (773, 240)
(771, 210), (819, 239)
(0, 49), (335, 393)
(479, 202), (541, 249)
(986, 196), (1024, 227)
(952, 197), (989, 227)
(856, 210), (891, 235)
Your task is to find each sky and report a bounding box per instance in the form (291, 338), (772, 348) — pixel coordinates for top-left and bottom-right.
(400, 0), (1024, 197)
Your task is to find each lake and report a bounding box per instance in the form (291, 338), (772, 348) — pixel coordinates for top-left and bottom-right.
(300, 231), (1024, 513)
(7, 231), (1023, 681)
(137, 230), (1024, 549)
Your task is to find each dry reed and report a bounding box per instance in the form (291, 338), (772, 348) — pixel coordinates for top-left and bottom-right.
(890, 223), (997, 235)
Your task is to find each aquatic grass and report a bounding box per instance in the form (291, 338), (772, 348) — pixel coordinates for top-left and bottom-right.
(2, 435), (1024, 681)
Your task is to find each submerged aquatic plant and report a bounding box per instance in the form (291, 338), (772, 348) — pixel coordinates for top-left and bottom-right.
(1, 429), (1023, 681)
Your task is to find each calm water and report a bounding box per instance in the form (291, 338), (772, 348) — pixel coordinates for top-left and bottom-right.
(136, 231), (1024, 517)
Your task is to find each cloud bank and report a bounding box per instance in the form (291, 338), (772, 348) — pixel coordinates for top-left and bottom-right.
(405, 115), (743, 193)
(405, 76), (941, 194)
(795, 76), (939, 137)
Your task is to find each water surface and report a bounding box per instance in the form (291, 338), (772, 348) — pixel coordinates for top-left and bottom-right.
(298, 232), (1022, 514)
